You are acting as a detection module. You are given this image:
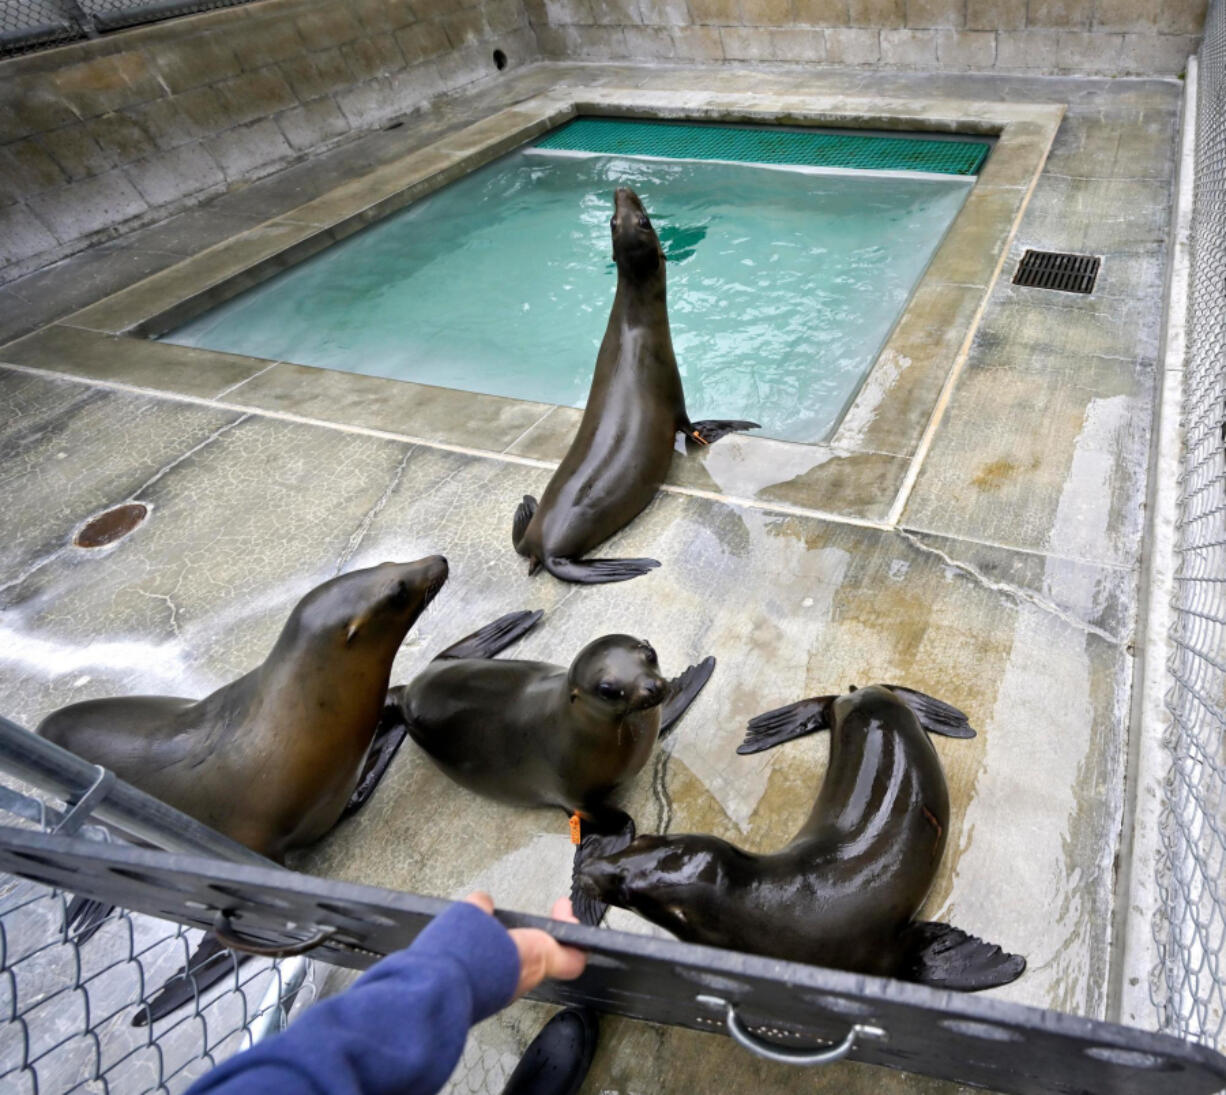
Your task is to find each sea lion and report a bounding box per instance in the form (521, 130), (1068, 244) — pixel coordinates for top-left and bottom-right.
(511, 187), (758, 584)
(39, 556), (451, 860)
(37, 557), (543, 1020)
(575, 684), (1026, 991)
(395, 632), (716, 924)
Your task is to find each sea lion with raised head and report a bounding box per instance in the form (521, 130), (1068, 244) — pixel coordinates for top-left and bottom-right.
(576, 684), (1026, 990)
(396, 633), (716, 923)
(38, 557), (543, 1019)
(512, 187), (758, 584)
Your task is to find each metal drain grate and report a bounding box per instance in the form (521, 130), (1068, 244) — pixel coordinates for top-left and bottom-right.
(534, 118), (992, 176)
(1012, 249), (1101, 294)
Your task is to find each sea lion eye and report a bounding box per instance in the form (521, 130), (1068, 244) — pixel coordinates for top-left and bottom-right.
(642, 645), (657, 665)
(638, 215), (650, 229)
(389, 581), (412, 608)
(598, 682), (623, 701)
(610, 216), (617, 228)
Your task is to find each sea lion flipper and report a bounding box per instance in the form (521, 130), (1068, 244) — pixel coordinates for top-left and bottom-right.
(658, 655), (716, 740)
(898, 921), (1027, 991)
(435, 609), (545, 661)
(342, 698), (410, 819)
(64, 895), (115, 945)
(885, 686), (977, 738)
(684, 419), (760, 446)
(737, 696), (835, 755)
(571, 810), (636, 927)
(512, 495), (538, 550)
(132, 934), (247, 1026)
(544, 556), (661, 585)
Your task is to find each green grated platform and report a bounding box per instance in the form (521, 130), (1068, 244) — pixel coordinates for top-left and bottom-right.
(534, 117), (991, 176)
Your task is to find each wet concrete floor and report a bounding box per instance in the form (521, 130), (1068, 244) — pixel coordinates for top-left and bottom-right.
(0, 61), (1181, 1094)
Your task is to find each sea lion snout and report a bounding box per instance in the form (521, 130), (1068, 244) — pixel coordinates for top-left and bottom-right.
(414, 554), (449, 604)
(575, 857), (625, 902)
(610, 188), (661, 276)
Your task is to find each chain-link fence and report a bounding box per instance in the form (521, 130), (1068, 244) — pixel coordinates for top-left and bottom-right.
(0, 0), (255, 56)
(1156, 0), (1226, 1051)
(0, 774), (314, 1094)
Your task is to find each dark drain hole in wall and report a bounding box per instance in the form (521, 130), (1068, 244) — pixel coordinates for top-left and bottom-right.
(75, 503), (148, 548)
(493, 49), (507, 70)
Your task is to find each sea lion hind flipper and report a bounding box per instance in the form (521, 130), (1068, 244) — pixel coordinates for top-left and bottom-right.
(544, 556), (660, 585)
(341, 697), (409, 819)
(131, 934), (246, 1026)
(64, 895), (115, 944)
(685, 419), (760, 446)
(658, 656), (716, 740)
(737, 697), (835, 755)
(513, 495), (538, 550)
(570, 811), (636, 927)
(436, 610), (545, 661)
(898, 921), (1026, 991)
(886, 686), (977, 739)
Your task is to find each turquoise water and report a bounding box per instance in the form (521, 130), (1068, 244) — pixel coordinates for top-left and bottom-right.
(164, 150), (971, 442)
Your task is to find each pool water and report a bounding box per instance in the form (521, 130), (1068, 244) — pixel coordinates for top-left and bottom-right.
(164, 148), (972, 443)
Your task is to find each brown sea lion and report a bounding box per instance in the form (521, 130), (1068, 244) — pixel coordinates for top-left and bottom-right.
(39, 557), (450, 860)
(576, 684), (1026, 990)
(37, 557), (541, 1020)
(511, 187), (758, 584)
(396, 633), (716, 924)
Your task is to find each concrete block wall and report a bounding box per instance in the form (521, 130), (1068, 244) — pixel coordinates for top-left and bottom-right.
(0, 0), (539, 283)
(526, 0), (1204, 75)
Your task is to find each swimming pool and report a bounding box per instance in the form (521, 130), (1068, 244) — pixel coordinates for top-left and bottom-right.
(163, 122), (980, 443)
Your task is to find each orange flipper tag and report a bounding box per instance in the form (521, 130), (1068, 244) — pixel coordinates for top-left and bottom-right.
(569, 813), (582, 845)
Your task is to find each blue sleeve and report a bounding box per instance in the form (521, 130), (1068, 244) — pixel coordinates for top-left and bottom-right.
(187, 902), (521, 1095)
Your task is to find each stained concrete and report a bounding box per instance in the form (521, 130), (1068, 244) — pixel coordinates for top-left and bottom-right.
(0, 61), (1181, 1095)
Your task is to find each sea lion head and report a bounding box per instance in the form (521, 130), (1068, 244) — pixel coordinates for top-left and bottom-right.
(285, 555), (449, 655)
(610, 188), (664, 280)
(832, 683), (911, 730)
(576, 832), (740, 942)
(567, 634), (667, 715)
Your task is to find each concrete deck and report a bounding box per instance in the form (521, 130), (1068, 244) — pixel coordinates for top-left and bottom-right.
(0, 60), (1180, 1094)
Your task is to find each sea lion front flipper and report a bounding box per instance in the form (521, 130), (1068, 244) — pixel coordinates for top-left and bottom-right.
(64, 895), (115, 944)
(897, 921), (1026, 991)
(658, 655), (716, 740)
(886, 686), (977, 739)
(512, 495), (538, 550)
(435, 610), (545, 661)
(132, 934), (247, 1026)
(545, 556), (661, 585)
(341, 694), (409, 819)
(736, 696), (835, 755)
(570, 810), (636, 927)
(684, 419), (760, 446)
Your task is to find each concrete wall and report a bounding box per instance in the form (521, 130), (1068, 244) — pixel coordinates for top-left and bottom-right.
(0, 0), (538, 282)
(526, 0), (1204, 75)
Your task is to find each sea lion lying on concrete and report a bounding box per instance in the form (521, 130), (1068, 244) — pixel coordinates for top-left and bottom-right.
(394, 631), (716, 924)
(576, 684), (1025, 990)
(512, 187), (757, 584)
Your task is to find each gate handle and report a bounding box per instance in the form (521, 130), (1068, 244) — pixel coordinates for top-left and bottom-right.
(696, 995), (886, 1066)
(213, 911), (337, 957)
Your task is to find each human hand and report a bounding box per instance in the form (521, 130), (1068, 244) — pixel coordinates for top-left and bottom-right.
(464, 892), (587, 999)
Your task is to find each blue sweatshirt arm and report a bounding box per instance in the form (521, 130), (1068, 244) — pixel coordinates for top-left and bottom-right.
(187, 902), (521, 1095)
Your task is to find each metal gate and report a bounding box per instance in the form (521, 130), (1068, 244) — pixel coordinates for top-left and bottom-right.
(1, 715), (1225, 1095)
